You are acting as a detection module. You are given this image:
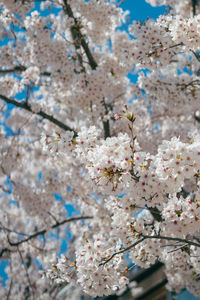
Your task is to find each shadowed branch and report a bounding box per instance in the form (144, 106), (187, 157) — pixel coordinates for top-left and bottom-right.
(0, 94), (77, 137)
(100, 234), (200, 265)
(5, 215), (93, 247)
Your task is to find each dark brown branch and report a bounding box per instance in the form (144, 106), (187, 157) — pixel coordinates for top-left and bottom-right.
(18, 247), (34, 299)
(0, 94), (77, 137)
(6, 215), (93, 247)
(164, 42), (184, 50)
(100, 234), (200, 265)
(192, 0), (197, 16)
(0, 225), (29, 237)
(0, 247), (11, 258)
(102, 98), (111, 139)
(149, 207), (163, 222)
(191, 49), (200, 62)
(194, 236), (200, 243)
(100, 238), (145, 266)
(103, 120), (111, 139)
(167, 243), (188, 253)
(0, 185), (10, 193)
(142, 234), (200, 248)
(147, 42), (184, 58)
(63, 0), (111, 138)
(156, 79), (200, 89)
(80, 35), (98, 70)
(6, 279), (13, 300)
(0, 66), (51, 76)
(0, 66), (26, 74)
(63, 0), (97, 70)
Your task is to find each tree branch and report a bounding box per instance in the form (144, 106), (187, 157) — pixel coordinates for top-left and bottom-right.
(6, 215), (93, 247)
(62, 0), (97, 71)
(103, 120), (111, 139)
(17, 247), (34, 299)
(149, 207), (163, 222)
(192, 0), (197, 16)
(142, 234), (200, 248)
(102, 98), (111, 139)
(3, 1), (110, 139)
(100, 234), (200, 265)
(0, 247), (11, 258)
(0, 94), (77, 137)
(0, 66), (26, 74)
(190, 49), (200, 62)
(0, 224), (29, 237)
(6, 279), (13, 300)
(0, 66), (51, 76)
(62, 0), (111, 138)
(99, 238), (145, 266)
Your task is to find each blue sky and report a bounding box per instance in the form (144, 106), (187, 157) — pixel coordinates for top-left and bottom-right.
(121, 0), (166, 21)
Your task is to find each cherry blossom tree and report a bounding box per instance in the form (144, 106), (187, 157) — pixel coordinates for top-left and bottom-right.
(0, 0), (200, 299)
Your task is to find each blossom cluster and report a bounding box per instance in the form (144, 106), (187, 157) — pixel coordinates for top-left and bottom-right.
(77, 132), (132, 192)
(47, 236), (129, 297)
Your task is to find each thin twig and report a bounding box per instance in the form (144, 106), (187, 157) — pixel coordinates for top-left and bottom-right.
(100, 234), (200, 266)
(190, 49), (200, 62)
(117, 0), (126, 7)
(0, 223), (29, 236)
(6, 215), (93, 247)
(48, 212), (59, 224)
(6, 280), (13, 300)
(17, 247), (34, 300)
(147, 42), (183, 57)
(142, 235), (200, 248)
(0, 185), (10, 193)
(167, 243), (188, 253)
(164, 42), (184, 50)
(0, 247), (11, 258)
(99, 238), (145, 266)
